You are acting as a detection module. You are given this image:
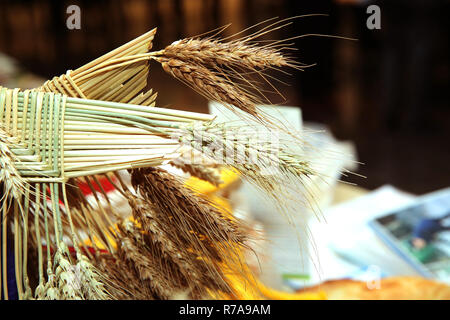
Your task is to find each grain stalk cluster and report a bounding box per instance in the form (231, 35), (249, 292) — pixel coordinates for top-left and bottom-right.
(0, 19), (320, 300)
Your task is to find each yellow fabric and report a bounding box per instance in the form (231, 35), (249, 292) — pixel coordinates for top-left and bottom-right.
(212, 247), (325, 300)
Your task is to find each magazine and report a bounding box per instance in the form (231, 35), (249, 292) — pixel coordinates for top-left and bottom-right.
(369, 188), (450, 284)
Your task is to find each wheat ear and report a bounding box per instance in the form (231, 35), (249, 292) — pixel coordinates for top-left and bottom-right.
(76, 253), (111, 300)
(94, 252), (155, 300)
(170, 157), (223, 186)
(117, 220), (184, 299)
(130, 167), (251, 297)
(177, 122), (316, 213)
(147, 21), (307, 125)
(0, 127), (26, 200)
(53, 244), (84, 300)
(155, 57), (261, 119)
(126, 190), (229, 298)
(162, 38), (298, 70)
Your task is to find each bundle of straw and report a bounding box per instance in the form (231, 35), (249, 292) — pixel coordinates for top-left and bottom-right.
(0, 87), (212, 181)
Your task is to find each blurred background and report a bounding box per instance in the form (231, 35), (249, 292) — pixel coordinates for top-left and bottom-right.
(0, 0), (449, 195)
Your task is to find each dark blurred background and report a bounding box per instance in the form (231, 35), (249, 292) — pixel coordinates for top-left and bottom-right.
(0, 0), (448, 195)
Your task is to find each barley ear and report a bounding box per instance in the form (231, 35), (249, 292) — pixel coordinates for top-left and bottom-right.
(0, 127), (26, 200)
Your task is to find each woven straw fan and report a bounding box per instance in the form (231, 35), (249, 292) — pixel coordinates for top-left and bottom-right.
(39, 28), (158, 106)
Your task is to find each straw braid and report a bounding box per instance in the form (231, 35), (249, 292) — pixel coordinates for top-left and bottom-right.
(41, 71), (87, 99)
(0, 85), (213, 300)
(0, 87), (214, 182)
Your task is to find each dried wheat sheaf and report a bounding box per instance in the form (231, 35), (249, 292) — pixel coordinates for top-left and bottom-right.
(0, 17), (338, 300)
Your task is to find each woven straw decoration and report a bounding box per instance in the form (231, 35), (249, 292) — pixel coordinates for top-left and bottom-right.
(0, 87), (211, 182)
(0, 21), (323, 300)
